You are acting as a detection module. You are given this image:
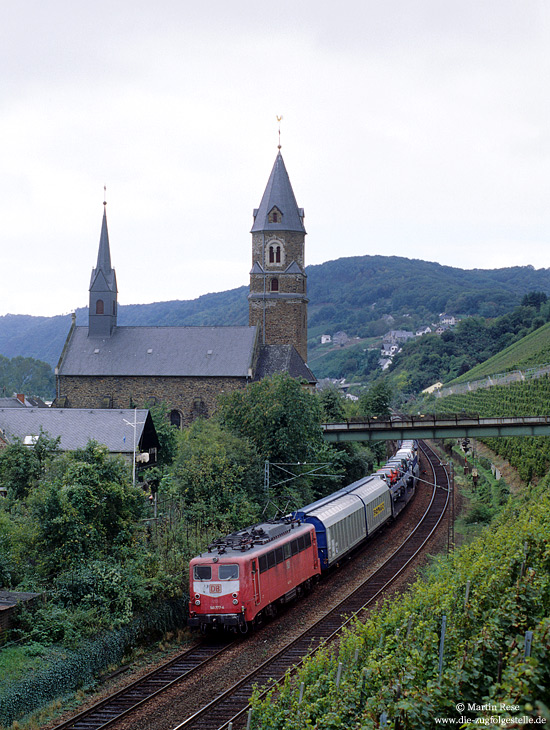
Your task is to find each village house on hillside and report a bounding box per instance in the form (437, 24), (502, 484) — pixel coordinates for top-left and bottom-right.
(416, 326), (432, 337)
(384, 330), (415, 346)
(439, 313), (457, 327)
(55, 149), (316, 427)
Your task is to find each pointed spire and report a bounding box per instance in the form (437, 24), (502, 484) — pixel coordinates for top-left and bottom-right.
(96, 206), (112, 272)
(89, 196), (118, 337)
(251, 151), (306, 233)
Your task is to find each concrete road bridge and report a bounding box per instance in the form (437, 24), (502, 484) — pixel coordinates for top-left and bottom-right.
(321, 414), (550, 442)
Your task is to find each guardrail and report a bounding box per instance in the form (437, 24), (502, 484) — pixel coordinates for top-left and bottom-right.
(435, 363), (550, 398)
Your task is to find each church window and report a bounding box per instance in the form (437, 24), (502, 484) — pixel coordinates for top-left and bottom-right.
(96, 299), (104, 314)
(271, 278), (279, 292)
(170, 410), (182, 429)
(268, 206), (282, 224)
(266, 240), (284, 267)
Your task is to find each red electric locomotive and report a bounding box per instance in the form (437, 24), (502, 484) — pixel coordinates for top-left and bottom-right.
(188, 518), (320, 632)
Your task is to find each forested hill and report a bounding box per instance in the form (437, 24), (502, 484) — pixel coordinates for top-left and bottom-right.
(2, 256), (550, 367)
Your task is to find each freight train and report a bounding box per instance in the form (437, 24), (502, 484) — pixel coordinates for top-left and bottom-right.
(188, 440), (419, 632)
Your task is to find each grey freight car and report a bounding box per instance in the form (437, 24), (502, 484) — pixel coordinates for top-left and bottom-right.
(293, 475), (392, 570)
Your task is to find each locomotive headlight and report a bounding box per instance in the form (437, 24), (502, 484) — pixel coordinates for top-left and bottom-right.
(232, 592), (238, 598)
(194, 593), (200, 599)
(232, 598), (239, 605)
(195, 599), (201, 606)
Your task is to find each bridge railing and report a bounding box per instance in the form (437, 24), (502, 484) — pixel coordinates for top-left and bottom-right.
(322, 414), (550, 432)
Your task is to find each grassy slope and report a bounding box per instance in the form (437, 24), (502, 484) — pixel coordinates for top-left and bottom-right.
(448, 321), (550, 385)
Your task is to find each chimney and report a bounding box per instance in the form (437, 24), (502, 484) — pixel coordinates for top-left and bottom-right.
(16, 394), (25, 404)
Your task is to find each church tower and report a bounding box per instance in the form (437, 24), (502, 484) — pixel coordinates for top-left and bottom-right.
(248, 151), (308, 361)
(88, 202), (118, 337)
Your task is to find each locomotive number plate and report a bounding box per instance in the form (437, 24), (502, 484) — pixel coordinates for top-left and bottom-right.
(209, 584), (222, 594)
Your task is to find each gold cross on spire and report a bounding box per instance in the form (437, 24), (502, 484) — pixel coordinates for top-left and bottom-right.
(276, 115), (283, 150)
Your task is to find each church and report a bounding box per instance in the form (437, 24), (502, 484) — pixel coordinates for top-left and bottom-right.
(55, 150), (316, 427)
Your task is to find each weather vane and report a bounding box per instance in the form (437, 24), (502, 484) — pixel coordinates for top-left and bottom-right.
(276, 115), (283, 149)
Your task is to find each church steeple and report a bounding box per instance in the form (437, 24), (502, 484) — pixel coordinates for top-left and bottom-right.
(251, 151), (306, 234)
(88, 202), (118, 337)
(249, 150), (308, 361)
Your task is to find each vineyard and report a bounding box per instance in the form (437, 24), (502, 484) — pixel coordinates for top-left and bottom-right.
(432, 374), (550, 482)
(249, 478), (550, 728)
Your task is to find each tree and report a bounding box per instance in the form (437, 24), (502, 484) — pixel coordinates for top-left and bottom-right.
(171, 419), (262, 530)
(358, 380), (393, 418)
(0, 355), (55, 399)
(29, 441), (143, 572)
(218, 373), (325, 464)
(318, 385), (347, 422)
(0, 431), (60, 499)
(521, 291), (548, 311)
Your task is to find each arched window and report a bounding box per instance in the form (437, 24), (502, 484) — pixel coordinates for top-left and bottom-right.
(275, 246), (281, 263)
(271, 278), (279, 292)
(96, 299), (104, 314)
(269, 246), (275, 263)
(272, 211), (278, 222)
(170, 410), (182, 429)
(192, 397), (208, 420)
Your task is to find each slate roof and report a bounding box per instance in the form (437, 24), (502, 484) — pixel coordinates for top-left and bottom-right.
(0, 397), (25, 408)
(0, 591), (41, 609)
(0, 408), (158, 454)
(251, 152), (306, 234)
(57, 326), (258, 378)
(0, 396), (48, 408)
(254, 345), (316, 384)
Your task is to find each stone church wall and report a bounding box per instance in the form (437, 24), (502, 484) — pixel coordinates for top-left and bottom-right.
(57, 374), (248, 427)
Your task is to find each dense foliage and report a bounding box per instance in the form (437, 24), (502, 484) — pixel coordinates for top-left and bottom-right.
(0, 437), (185, 726)
(218, 373), (325, 464)
(171, 418), (263, 530)
(307, 257), (550, 336)
(0, 355), (55, 400)
(0, 601), (185, 728)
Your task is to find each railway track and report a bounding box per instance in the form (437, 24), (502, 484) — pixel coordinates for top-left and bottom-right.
(52, 440), (448, 730)
(173, 440), (450, 730)
(51, 638), (235, 730)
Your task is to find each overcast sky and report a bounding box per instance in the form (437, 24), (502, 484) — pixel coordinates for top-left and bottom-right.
(2, 1), (550, 317)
